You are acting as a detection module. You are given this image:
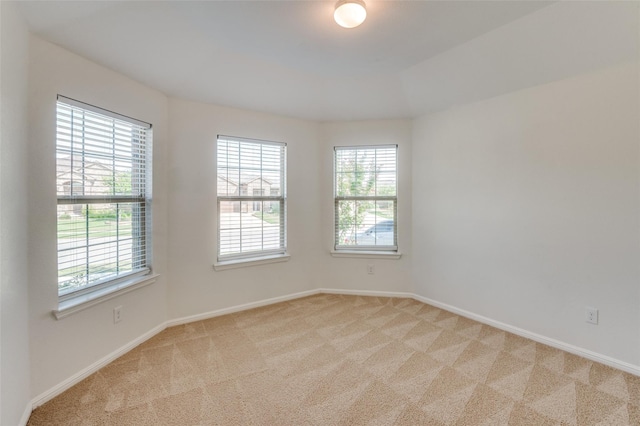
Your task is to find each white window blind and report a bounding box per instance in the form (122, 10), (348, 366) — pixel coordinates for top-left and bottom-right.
(217, 136), (287, 261)
(56, 96), (152, 298)
(334, 145), (397, 251)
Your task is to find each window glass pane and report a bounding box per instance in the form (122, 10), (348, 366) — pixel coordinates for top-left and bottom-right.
(335, 146), (397, 250)
(218, 200), (283, 257)
(336, 148), (394, 197)
(337, 200), (395, 246)
(56, 98), (151, 296)
(57, 109), (146, 199)
(375, 172), (396, 196)
(336, 200), (359, 246)
(57, 202), (145, 295)
(217, 137), (286, 261)
(219, 201), (242, 256)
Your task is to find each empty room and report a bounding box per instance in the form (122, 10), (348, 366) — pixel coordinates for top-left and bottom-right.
(1, 0), (639, 424)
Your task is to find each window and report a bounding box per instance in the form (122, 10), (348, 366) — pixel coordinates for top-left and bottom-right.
(56, 96), (152, 298)
(334, 145), (397, 251)
(217, 135), (286, 262)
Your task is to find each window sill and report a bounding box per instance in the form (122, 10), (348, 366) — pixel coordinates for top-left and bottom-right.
(53, 273), (159, 320)
(214, 253), (291, 271)
(330, 250), (402, 259)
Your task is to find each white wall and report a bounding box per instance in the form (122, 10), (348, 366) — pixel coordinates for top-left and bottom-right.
(27, 36), (170, 398)
(9, 5), (639, 416)
(0, 2), (32, 424)
(318, 120), (413, 293)
(167, 98), (322, 320)
(401, 1), (639, 117)
(412, 62), (640, 366)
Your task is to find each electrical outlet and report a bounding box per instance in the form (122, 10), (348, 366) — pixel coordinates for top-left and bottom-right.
(585, 307), (598, 325)
(367, 264), (375, 275)
(114, 306), (123, 324)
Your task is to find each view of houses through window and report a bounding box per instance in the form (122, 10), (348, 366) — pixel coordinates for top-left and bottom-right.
(56, 96), (152, 296)
(217, 136), (286, 261)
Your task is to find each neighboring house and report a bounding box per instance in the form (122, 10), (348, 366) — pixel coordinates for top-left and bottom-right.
(57, 155), (114, 215)
(218, 175), (278, 213)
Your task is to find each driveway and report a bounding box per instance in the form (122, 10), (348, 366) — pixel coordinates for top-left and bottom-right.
(219, 212), (281, 255)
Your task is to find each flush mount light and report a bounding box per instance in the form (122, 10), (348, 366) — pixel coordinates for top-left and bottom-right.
(334, 0), (367, 29)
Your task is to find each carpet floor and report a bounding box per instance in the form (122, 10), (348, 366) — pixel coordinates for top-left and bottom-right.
(28, 294), (640, 425)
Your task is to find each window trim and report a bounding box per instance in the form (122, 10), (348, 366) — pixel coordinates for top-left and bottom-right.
(54, 273), (159, 320)
(57, 95), (151, 129)
(213, 253), (290, 271)
(333, 144), (398, 252)
(55, 95), (153, 300)
(216, 135), (287, 265)
(330, 250), (402, 259)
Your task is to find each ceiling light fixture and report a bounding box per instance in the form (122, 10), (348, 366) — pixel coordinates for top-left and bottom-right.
(334, 0), (367, 29)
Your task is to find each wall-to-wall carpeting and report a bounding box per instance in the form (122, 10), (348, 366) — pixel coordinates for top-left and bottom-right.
(28, 294), (640, 425)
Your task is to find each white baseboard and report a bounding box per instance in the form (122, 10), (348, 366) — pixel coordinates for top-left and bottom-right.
(30, 323), (166, 410)
(319, 288), (412, 299)
(166, 289), (320, 327)
(413, 294), (640, 377)
(28, 287), (640, 420)
(19, 401), (33, 426)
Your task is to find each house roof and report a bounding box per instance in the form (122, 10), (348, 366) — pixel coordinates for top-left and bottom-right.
(56, 156), (112, 179)
(217, 175), (274, 186)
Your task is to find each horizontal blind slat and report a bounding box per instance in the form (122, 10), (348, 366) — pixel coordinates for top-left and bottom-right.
(334, 146), (397, 251)
(217, 136), (286, 261)
(56, 98), (151, 296)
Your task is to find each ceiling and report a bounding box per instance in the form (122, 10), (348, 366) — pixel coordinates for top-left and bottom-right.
(15, 1), (640, 121)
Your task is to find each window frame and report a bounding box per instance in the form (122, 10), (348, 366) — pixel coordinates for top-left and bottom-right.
(55, 95), (153, 301)
(216, 135), (287, 265)
(333, 144), (398, 252)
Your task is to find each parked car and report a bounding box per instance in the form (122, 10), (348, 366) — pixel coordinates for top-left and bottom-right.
(355, 220), (395, 246)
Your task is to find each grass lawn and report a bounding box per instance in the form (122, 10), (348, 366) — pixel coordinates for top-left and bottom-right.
(57, 216), (132, 239)
(252, 211), (281, 224)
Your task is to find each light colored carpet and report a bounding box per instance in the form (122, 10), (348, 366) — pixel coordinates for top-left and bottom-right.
(28, 294), (640, 425)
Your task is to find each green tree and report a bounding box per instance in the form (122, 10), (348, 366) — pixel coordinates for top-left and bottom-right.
(336, 155), (378, 244)
(102, 171), (132, 195)
(95, 172), (134, 220)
